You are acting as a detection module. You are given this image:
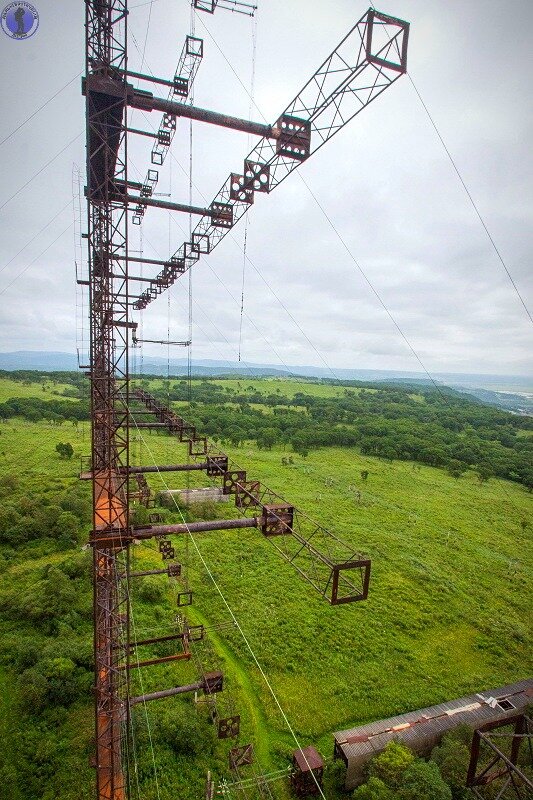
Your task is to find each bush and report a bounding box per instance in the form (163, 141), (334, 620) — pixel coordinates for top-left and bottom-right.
(353, 776), (396, 799)
(397, 759), (452, 800)
(368, 741), (415, 788)
(188, 500), (218, 521)
(431, 728), (472, 799)
(153, 703), (216, 757)
(137, 577), (166, 603)
(55, 442), (74, 459)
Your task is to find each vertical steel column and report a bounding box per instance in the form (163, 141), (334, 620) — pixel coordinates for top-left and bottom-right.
(85, 1), (130, 798)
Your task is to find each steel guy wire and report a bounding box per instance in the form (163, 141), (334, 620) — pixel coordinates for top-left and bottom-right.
(406, 73), (531, 326)
(0, 72), (81, 148)
(0, 198), (73, 277)
(0, 131), (83, 212)
(0, 221), (73, 296)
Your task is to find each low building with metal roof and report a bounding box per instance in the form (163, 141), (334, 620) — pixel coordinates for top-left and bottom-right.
(333, 679), (533, 789)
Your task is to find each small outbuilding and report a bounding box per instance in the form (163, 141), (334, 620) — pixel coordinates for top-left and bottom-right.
(291, 746), (324, 796)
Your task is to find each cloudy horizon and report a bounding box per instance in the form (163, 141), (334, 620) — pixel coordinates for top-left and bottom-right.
(0, 0), (531, 378)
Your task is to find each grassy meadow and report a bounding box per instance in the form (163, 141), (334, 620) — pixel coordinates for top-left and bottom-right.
(0, 373), (531, 799)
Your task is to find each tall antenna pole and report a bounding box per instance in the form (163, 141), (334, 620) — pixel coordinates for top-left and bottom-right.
(84, 2), (130, 797)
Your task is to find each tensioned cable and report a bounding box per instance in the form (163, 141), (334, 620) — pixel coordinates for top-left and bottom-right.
(0, 130), (83, 212)
(298, 172), (445, 394)
(124, 58), (525, 510)
(138, 0), (154, 75)
(406, 73), (531, 325)
(124, 570), (163, 800)
(109, 534), (160, 800)
(238, 9), (258, 363)
(0, 198), (72, 276)
(128, 414), (328, 800)
(0, 221), (73, 296)
(125, 113), (346, 383)
(0, 72), (81, 148)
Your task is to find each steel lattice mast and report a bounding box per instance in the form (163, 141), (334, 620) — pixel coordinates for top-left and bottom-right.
(85, 1), (130, 797)
(83, 4), (409, 798)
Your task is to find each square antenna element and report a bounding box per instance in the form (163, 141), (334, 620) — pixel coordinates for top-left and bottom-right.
(147, 169), (159, 183)
(330, 558), (371, 604)
(177, 591), (193, 607)
(173, 76), (189, 97)
(229, 744), (254, 770)
(157, 130), (171, 147)
(169, 256), (186, 273)
(244, 160), (270, 193)
(206, 455), (228, 476)
(366, 10), (409, 73)
(218, 716), (240, 739)
(183, 242), (201, 263)
(222, 470), (246, 495)
(210, 201), (233, 229)
(191, 233), (210, 254)
(151, 149), (164, 166)
(162, 113), (177, 131)
(275, 115), (311, 161)
(194, 0), (216, 12)
(203, 671), (224, 694)
(189, 437), (208, 456)
(186, 624), (204, 642)
(230, 173), (254, 204)
(186, 35), (204, 58)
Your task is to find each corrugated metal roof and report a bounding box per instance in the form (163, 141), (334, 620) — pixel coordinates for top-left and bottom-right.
(334, 679), (533, 759)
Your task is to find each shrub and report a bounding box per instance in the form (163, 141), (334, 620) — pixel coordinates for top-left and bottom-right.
(154, 703), (215, 757)
(397, 759), (452, 800)
(353, 776), (395, 799)
(431, 728), (472, 799)
(137, 577), (166, 603)
(368, 741), (415, 788)
(55, 442), (74, 459)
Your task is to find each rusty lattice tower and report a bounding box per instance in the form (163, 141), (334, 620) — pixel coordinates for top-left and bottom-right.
(83, 2), (409, 797)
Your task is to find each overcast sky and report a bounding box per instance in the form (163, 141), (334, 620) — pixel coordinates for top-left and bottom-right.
(0, 0), (531, 377)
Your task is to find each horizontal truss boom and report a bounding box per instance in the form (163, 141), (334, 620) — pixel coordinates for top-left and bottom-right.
(130, 7), (409, 309)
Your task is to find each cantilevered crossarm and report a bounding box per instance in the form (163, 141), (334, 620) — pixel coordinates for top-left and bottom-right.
(130, 389), (371, 604)
(131, 8), (409, 309)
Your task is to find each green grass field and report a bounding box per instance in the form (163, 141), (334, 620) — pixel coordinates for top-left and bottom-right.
(132, 429), (532, 737)
(0, 374), (531, 799)
(0, 377), (79, 403)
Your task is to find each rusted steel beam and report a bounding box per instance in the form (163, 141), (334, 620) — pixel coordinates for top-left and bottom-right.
(120, 652), (191, 670)
(115, 255), (173, 267)
(128, 89), (275, 139)
(134, 632), (187, 647)
(137, 517), (258, 538)
(123, 463), (208, 473)
(124, 193), (214, 217)
(89, 517), (258, 546)
(128, 567), (173, 577)
(129, 681), (203, 704)
(121, 68), (176, 89)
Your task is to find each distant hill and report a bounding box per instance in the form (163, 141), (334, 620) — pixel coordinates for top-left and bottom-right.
(0, 351), (531, 413)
